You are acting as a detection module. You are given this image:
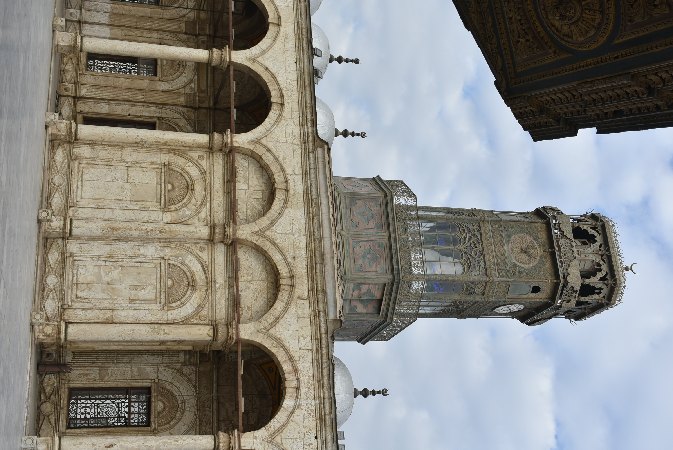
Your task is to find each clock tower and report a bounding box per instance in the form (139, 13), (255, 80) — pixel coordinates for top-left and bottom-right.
(332, 176), (625, 343)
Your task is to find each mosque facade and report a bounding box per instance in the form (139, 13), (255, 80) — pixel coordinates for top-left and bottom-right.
(23, 1), (626, 449)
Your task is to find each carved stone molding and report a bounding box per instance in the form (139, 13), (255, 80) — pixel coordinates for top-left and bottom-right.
(44, 141), (71, 236)
(536, 0), (616, 51)
(54, 31), (80, 54)
(34, 239), (65, 343)
(36, 374), (60, 437)
(217, 431), (234, 450)
(46, 119), (75, 143)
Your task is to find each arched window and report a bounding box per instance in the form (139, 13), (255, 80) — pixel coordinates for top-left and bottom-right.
(420, 221), (464, 275)
(218, 345), (284, 433)
(579, 258), (602, 279)
(213, 0), (269, 51)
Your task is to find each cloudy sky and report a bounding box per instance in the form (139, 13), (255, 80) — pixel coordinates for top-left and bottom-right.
(313, 2), (673, 449)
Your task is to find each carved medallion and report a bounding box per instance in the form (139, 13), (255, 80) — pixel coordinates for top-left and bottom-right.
(166, 263), (191, 306)
(156, 385), (182, 431)
(508, 233), (541, 268)
(165, 167), (190, 207)
(536, 0), (615, 50)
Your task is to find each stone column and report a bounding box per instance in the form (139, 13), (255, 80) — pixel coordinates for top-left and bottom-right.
(77, 124), (229, 152)
(59, 435), (216, 450)
(66, 324), (214, 348)
(55, 31), (228, 69)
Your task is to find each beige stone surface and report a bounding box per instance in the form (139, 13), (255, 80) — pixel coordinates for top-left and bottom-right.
(33, 0), (338, 448)
(60, 435), (215, 450)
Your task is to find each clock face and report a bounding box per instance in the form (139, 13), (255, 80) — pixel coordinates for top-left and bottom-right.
(508, 233), (541, 268)
(493, 304), (525, 314)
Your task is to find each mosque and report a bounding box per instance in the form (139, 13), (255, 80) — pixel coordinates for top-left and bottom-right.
(24, 0), (662, 449)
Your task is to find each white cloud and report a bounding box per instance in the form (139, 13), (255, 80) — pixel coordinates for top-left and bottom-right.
(315, 1), (673, 449)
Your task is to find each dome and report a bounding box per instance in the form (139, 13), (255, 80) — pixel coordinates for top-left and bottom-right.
(310, 0), (324, 16)
(312, 24), (330, 84)
(333, 356), (355, 428)
(315, 97), (335, 147)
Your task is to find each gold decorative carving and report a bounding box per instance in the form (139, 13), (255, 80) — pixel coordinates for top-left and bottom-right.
(503, 0), (546, 60)
(620, 0), (673, 40)
(537, 0), (615, 50)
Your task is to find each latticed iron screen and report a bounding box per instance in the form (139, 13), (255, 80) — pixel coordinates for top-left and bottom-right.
(87, 54), (157, 77)
(67, 388), (151, 428)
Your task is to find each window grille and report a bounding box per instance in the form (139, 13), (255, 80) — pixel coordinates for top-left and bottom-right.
(82, 116), (156, 130)
(112, 0), (160, 5)
(87, 53), (157, 77)
(313, 47), (323, 57)
(67, 387), (151, 429)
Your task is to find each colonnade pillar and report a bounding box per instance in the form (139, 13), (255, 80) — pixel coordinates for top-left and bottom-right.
(54, 30), (230, 70)
(22, 432), (237, 450)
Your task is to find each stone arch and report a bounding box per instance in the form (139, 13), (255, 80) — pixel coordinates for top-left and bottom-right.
(235, 152), (274, 225)
(234, 235), (293, 329)
(156, 366), (198, 434)
(227, 60), (283, 140)
(232, 0), (282, 58)
(237, 243), (280, 324)
(234, 330), (300, 440)
(213, 62), (275, 134)
(216, 341), (289, 434)
(234, 142), (288, 230)
(212, 0), (271, 51)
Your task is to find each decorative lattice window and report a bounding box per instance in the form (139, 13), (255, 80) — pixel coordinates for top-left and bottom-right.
(86, 54), (157, 77)
(67, 387), (151, 429)
(112, 0), (160, 5)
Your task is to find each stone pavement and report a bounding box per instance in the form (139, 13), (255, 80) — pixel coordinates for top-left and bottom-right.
(0, 1), (56, 447)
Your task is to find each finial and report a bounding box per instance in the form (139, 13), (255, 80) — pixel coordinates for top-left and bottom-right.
(624, 263), (637, 274)
(354, 388), (389, 399)
(335, 128), (367, 139)
(329, 54), (360, 64)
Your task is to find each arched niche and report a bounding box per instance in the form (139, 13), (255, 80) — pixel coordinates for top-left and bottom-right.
(235, 152), (275, 224)
(212, 0), (269, 51)
(217, 344), (284, 433)
(213, 66), (271, 134)
(237, 244), (279, 324)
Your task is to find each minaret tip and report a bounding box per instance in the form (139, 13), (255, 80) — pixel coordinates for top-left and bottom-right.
(330, 54), (360, 64)
(354, 388), (389, 398)
(335, 128), (367, 139)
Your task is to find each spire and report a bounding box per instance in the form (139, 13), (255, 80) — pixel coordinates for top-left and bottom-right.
(354, 387), (389, 398)
(335, 128), (367, 139)
(330, 54), (360, 64)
